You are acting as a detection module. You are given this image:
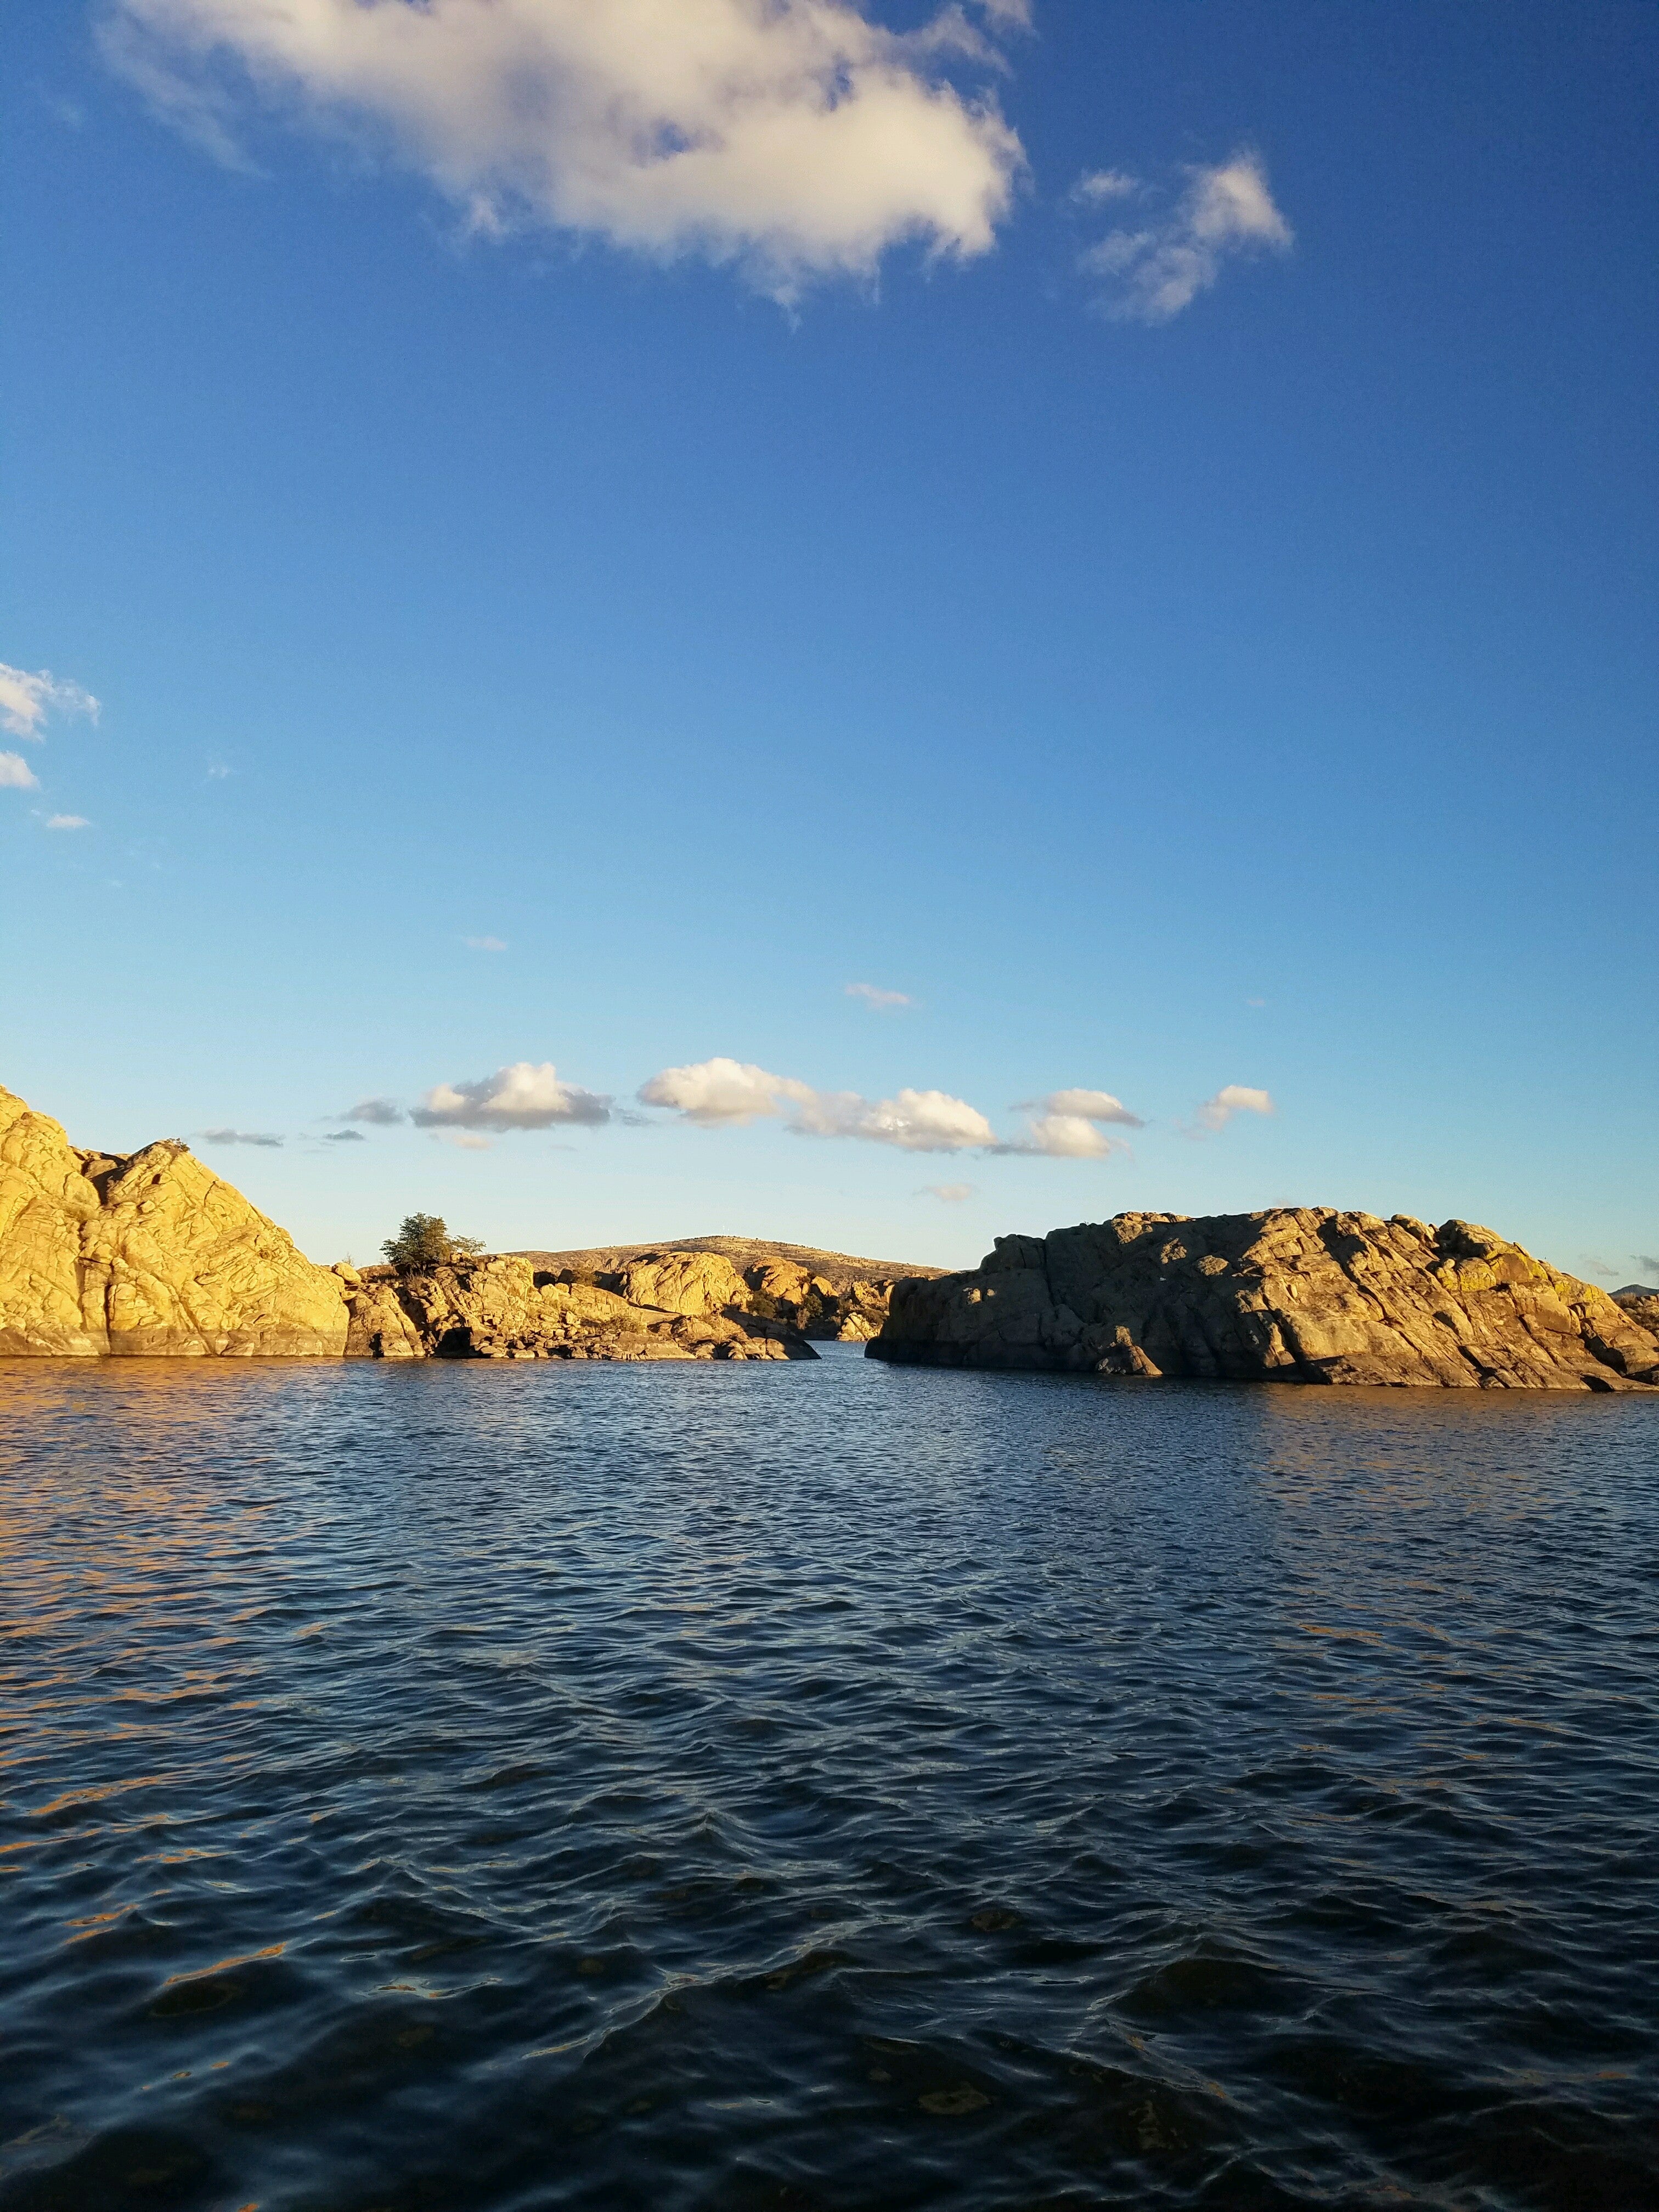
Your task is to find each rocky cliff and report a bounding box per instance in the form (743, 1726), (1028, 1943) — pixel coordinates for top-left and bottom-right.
(2, 1086), (348, 1356)
(869, 1210), (1659, 1391)
(0, 1084), (814, 1362)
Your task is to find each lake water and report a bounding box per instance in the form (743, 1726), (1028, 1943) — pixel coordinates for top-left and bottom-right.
(1, 1351), (1655, 2211)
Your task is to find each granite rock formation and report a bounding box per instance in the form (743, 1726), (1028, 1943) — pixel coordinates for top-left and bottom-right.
(517, 1239), (928, 1340)
(1614, 1286), (1659, 1336)
(1, 1086), (349, 1356)
(338, 1255), (813, 1362)
(870, 1210), (1659, 1391)
(0, 1084), (814, 1362)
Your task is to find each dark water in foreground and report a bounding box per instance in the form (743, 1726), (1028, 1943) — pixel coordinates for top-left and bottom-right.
(1, 1355), (1656, 2212)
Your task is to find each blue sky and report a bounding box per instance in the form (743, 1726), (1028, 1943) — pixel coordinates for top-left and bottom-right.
(4, 1), (1655, 1278)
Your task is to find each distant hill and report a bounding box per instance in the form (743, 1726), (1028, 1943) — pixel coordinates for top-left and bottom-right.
(510, 1235), (948, 1293)
(1615, 1283), (1659, 1299)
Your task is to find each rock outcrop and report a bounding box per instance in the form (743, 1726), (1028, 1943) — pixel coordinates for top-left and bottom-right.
(0, 1084), (815, 1363)
(869, 1210), (1659, 1391)
(337, 1255), (814, 1362)
(1, 1086), (349, 1357)
(517, 1239), (930, 1340)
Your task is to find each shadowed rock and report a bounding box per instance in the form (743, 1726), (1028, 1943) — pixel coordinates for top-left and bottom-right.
(868, 1210), (1659, 1392)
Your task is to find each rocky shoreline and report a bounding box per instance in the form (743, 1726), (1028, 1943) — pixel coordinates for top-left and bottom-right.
(868, 1209), (1659, 1391)
(5, 1083), (1654, 1386)
(0, 1084), (898, 1361)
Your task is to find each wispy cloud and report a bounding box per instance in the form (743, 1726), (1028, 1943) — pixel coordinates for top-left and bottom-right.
(846, 982), (914, 1011)
(343, 1097), (404, 1126)
(0, 662), (100, 742)
(463, 935), (507, 952)
(45, 814), (91, 831)
(325, 1130), (366, 1143)
(434, 1129), (493, 1151)
(1637, 1255), (1659, 1278)
(1072, 168), (1137, 205)
(201, 1126), (283, 1148)
(0, 754), (40, 791)
(1193, 1084), (1276, 1135)
(414, 1060), (611, 1131)
(105, 0), (1024, 299)
(922, 1181), (975, 1203)
(1079, 152), (1291, 322)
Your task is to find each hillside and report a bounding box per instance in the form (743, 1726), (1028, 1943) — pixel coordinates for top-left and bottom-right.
(512, 1235), (947, 1293)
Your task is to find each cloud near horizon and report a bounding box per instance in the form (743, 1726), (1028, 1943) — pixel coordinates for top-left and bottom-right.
(414, 1060), (612, 1130)
(640, 1055), (993, 1150)
(343, 1097), (405, 1125)
(640, 1058), (1146, 1157)
(1193, 1084), (1276, 1134)
(105, 0), (1025, 298)
(1079, 153), (1291, 321)
(922, 1181), (975, 1202)
(1000, 1087), (1144, 1158)
(201, 1126), (283, 1148)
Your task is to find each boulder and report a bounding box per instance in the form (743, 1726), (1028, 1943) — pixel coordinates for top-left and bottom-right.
(869, 1210), (1659, 1392)
(611, 1251), (750, 1316)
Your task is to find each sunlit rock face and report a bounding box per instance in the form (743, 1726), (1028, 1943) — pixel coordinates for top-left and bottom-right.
(0, 1088), (105, 1355)
(1, 1086), (350, 1357)
(338, 1256), (813, 1362)
(870, 1211), (1659, 1392)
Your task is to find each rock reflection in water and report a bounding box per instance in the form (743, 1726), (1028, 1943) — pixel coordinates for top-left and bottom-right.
(0, 1356), (1655, 2211)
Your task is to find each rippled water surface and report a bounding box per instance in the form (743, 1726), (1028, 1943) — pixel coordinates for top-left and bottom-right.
(2, 1353), (1656, 2212)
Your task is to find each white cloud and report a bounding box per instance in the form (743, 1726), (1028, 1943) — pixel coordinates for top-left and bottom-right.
(1194, 1083), (1276, 1133)
(463, 935), (507, 951)
(845, 981), (913, 1009)
(922, 1181), (974, 1202)
(0, 662), (100, 742)
(1041, 1087), (1142, 1126)
(45, 814), (91, 831)
(106, 0), (1025, 297)
(640, 1056), (992, 1152)
(800, 1086), (995, 1150)
(201, 1126), (283, 1147)
(0, 754), (40, 790)
(1079, 151), (1291, 322)
(639, 1056), (814, 1126)
(413, 1059), (611, 1130)
(1000, 1086), (1143, 1157)
(1015, 1113), (1118, 1158)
